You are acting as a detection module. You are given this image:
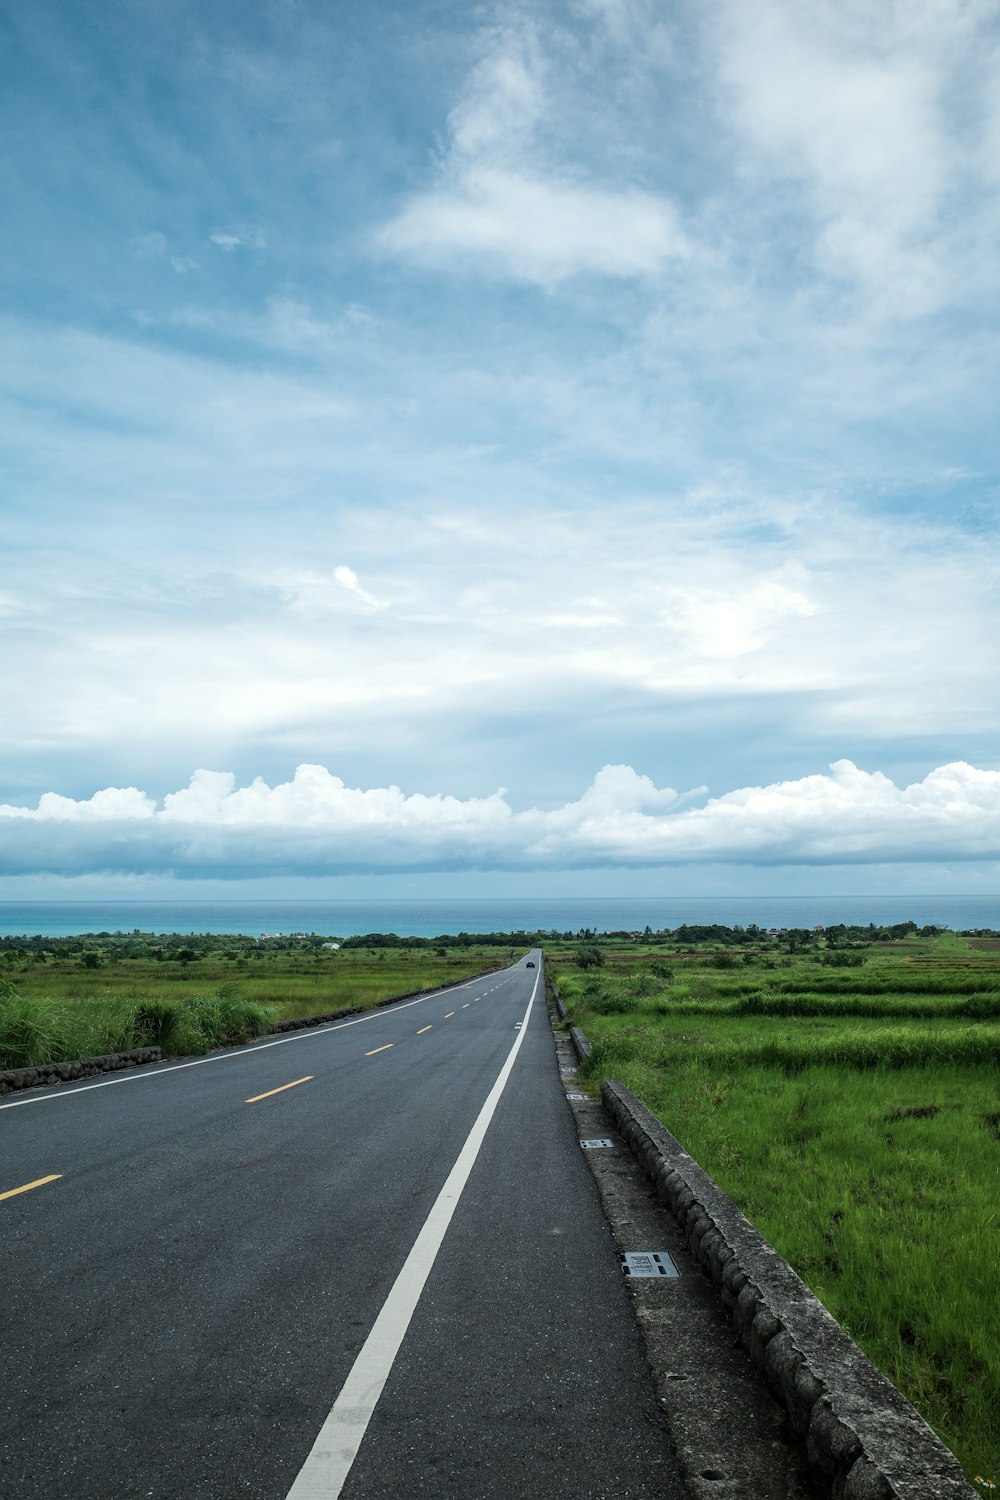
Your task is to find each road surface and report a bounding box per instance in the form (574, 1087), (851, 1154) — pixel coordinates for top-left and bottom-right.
(1, 953), (687, 1499)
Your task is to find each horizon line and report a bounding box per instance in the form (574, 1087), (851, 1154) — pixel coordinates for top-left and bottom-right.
(1, 895), (998, 905)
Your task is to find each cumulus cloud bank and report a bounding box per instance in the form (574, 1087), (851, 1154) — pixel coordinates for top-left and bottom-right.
(3, 761), (1000, 878)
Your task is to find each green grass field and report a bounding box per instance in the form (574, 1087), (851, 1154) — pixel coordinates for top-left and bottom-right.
(551, 934), (1000, 1483)
(0, 942), (509, 1068)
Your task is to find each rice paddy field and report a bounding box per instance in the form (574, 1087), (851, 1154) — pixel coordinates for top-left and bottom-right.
(550, 929), (1000, 1484)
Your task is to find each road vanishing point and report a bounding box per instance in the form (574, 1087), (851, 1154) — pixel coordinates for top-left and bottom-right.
(1, 953), (689, 1499)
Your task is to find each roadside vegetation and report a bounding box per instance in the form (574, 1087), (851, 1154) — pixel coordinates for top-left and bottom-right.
(0, 929), (521, 1069)
(549, 923), (1000, 1482)
(6, 917), (998, 1476)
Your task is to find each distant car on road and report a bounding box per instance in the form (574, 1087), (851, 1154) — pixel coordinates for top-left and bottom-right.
(526, 960), (536, 967)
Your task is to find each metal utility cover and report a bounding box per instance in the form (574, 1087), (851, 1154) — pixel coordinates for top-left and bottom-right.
(621, 1250), (679, 1278)
(580, 1138), (615, 1149)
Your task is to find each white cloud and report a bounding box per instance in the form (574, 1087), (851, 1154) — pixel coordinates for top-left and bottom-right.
(0, 787), (156, 823)
(209, 227), (267, 252)
(5, 4), (1000, 812)
(380, 168), (690, 284)
(572, 0), (673, 59)
(5, 760), (1000, 876)
(377, 17), (690, 284)
(332, 566), (385, 609)
(448, 20), (548, 160)
(664, 580), (818, 660)
(3, 324), (1000, 784)
(7, 0), (1000, 896)
(708, 0), (998, 315)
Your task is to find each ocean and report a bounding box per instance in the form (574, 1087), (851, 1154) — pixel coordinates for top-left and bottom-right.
(1, 895), (999, 939)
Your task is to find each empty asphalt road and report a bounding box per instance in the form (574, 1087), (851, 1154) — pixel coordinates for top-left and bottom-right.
(1, 953), (688, 1499)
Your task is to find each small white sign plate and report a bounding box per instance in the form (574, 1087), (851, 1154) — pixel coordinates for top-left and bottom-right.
(621, 1250), (679, 1278)
(580, 1138), (615, 1150)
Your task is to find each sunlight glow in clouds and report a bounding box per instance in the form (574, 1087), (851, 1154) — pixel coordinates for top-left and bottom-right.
(3, 762), (1000, 877)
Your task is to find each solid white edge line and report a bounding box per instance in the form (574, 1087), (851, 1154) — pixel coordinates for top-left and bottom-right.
(285, 965), (540, 1500)
(0, 964), (525, 1112)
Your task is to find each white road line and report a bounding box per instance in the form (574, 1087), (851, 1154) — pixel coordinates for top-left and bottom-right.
(0, 974), (506, 1113)
(285, 968), (540, 1500)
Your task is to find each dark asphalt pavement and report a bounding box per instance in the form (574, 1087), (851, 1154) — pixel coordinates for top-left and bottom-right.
(1, 954), (687, 1499)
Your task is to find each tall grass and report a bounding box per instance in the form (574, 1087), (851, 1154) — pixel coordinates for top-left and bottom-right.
(715, 972), (1000, 996)
(0, 948), (503, 1069)
(0, 984), (65, 1068)
(553, 956), (1000, 1479)
(0, 983), (272, 1068)
(731, 991), (1000, 1019)
(591, 1053), (1000, 1476)
(7, 950), (500, 1013)
(590, 1021), (1000, 1074)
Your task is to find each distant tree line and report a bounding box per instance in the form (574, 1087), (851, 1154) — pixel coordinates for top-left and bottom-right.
(0, 918), (978, 964)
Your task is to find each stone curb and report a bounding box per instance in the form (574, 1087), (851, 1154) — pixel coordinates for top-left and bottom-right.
(601, 1077), (974, 1500)
(267, 1004), (363, 1032)
(0, 1047), (162, 1095)
(544, 969), (569, 1023)
(549, 974), (590, 1062)
(0, 962), (508, 1094)
(569, 1023), (592, 1061)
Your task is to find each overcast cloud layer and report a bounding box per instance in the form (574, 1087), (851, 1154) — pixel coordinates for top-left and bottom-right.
(3, 1), (1000, 892)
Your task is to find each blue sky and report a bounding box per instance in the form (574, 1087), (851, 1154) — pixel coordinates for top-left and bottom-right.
(4, 0), (1000, 899)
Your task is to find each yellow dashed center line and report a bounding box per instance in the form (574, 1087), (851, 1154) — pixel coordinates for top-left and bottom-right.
(444, 1011), (455, 1018)
(245, 1076), (313, 1103)
(417, 1025), (432, 1035)
(0, 1174), (62, 1202)
(365, 1044), (394, 1057)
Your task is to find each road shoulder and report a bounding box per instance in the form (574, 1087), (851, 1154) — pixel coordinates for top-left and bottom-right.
(551, 1012), (822, 1500)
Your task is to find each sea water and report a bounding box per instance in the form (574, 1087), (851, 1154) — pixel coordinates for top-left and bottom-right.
(1, 895), (999, 939)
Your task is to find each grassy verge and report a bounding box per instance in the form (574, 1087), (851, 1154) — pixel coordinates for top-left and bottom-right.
(0, 945), (507, 1068)
(552, 943), (1000, 1483)
(0, 980), (274, 1066)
